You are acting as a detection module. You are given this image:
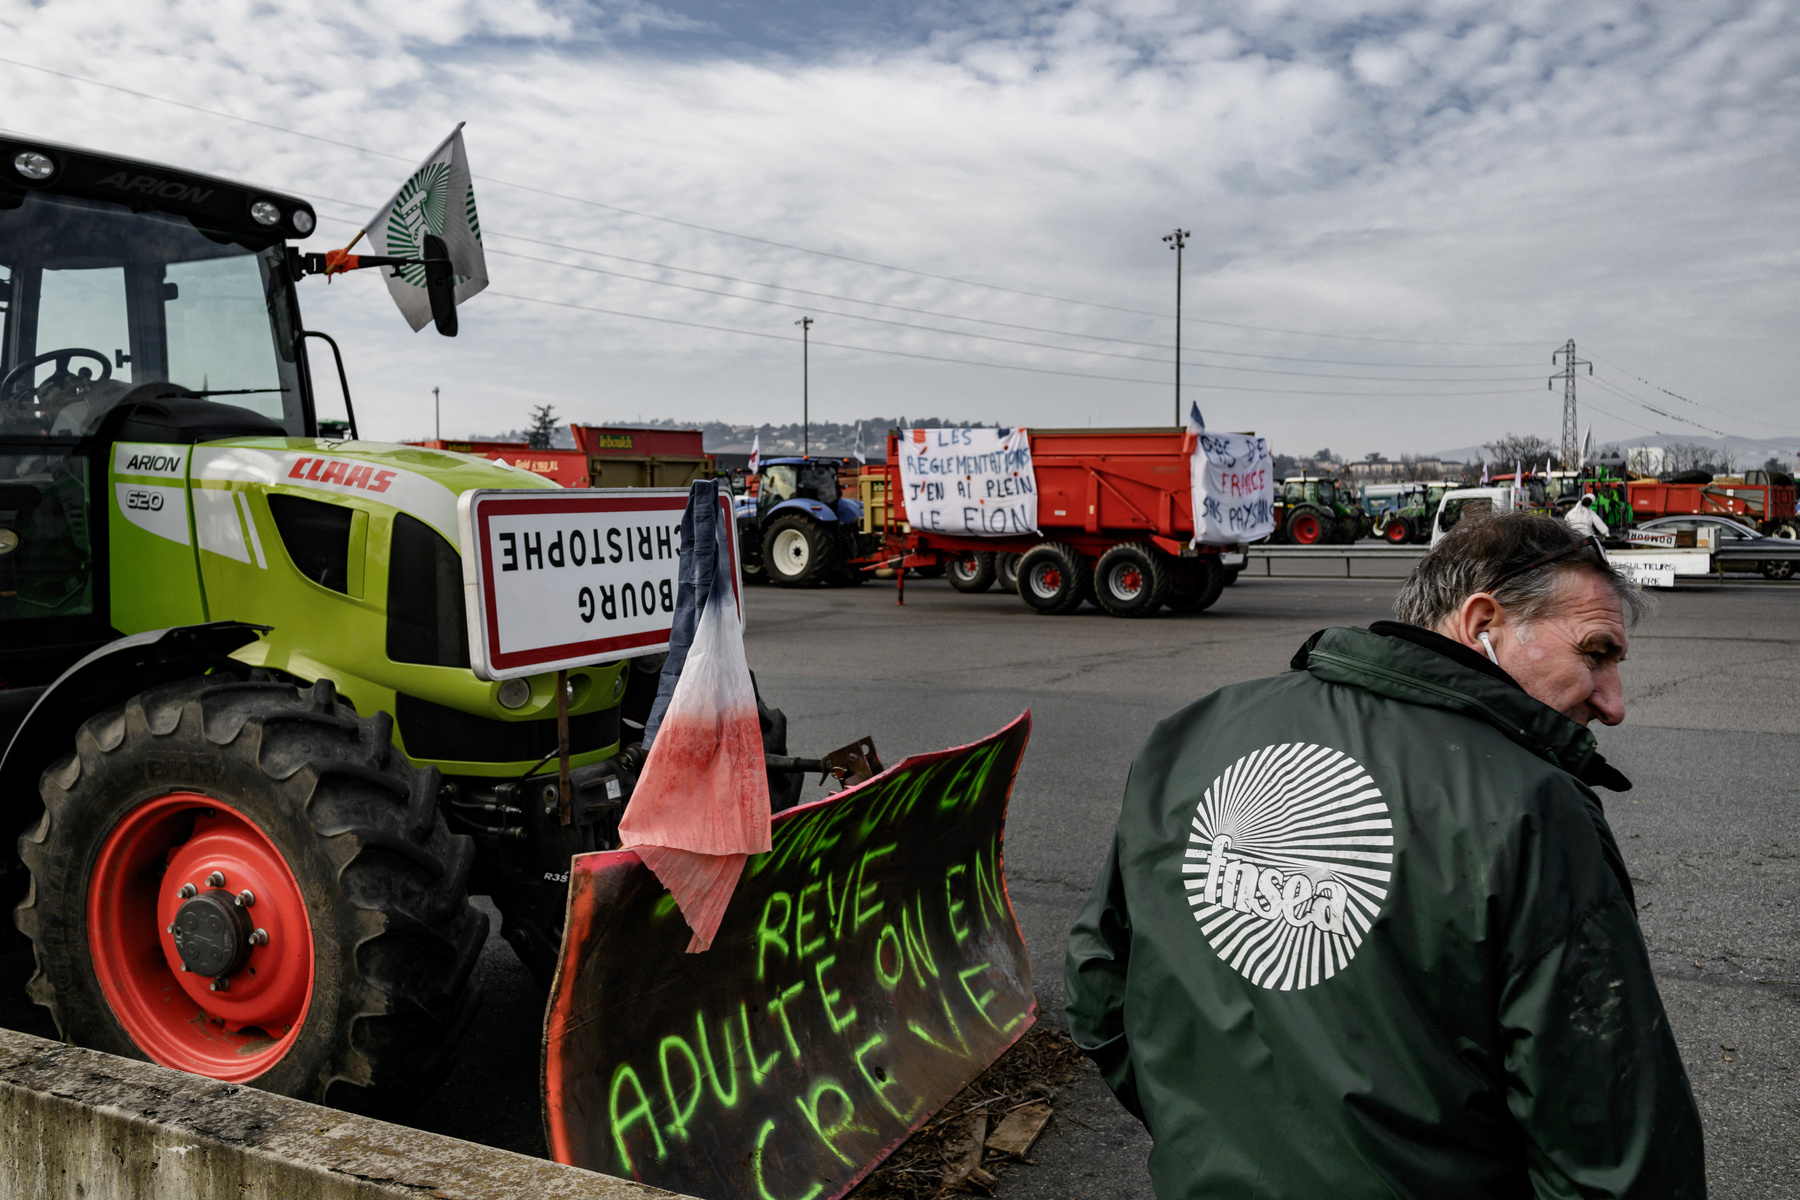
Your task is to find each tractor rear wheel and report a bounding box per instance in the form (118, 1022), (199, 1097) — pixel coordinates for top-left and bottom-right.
(762, 515), (830, 587)
(15, 676), (485, 1115)
(1093, 543), (1169, 617)
(1286, 508), (1327, 545)
(1016, 542), (1090, 615)
(947, 551), (997, 593)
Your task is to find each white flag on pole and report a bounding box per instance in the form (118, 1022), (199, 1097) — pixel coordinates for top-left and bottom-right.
(362, 123), (488, 332)
(747, 434), (761, 475)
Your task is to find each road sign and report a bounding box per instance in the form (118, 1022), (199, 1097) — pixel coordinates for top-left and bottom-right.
(543, 714), (1035, 1199)
(458, 487), (735, 680)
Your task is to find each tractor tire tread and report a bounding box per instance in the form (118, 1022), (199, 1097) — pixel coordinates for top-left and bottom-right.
(14, 676), (484, 1117)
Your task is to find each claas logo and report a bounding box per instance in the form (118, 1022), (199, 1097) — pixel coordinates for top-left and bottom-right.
(288, 456), (397, 493)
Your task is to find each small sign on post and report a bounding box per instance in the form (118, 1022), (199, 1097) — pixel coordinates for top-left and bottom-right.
(458, 487), (738, 681)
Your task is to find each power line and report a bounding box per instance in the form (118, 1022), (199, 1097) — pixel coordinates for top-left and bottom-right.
(481, 230), (1545, 370)
(303, 205), (1546, 382)
(2, 53), (1545, 348)
(478, 244), (1544, 383)
(1586, 376), (1734, 438)
(305, 197), (1539, 369)
(1585, 348), (1796, 433)
(484, 290), (1542, 398)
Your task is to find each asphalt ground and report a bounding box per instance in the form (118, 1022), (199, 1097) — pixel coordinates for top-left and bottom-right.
(5, 571), (1794, 1195)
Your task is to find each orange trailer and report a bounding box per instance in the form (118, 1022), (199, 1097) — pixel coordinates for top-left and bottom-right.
(860, 427), (1240, 617)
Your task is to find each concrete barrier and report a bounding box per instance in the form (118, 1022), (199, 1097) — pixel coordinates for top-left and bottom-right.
(0, 1027), (691, 1199)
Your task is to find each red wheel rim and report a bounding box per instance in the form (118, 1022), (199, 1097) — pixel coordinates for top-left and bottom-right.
(87, 792), (314, 1081)
(1293, 515), (1321, 544)
(1386, 521), (1408, 543)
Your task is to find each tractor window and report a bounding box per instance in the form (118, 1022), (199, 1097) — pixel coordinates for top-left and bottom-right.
(0, 450), (93, 626)
(0, 191), (303, 438)
(35, 265), (131, 389)
(165, 255), (287, 411)
(762, 465), (796, 501)
(796, 463), (839, 505)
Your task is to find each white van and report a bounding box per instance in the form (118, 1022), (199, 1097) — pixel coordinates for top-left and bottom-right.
(1428, 488), (1518, 546)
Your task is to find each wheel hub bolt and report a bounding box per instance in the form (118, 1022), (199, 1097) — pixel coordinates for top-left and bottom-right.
(235, 890), (255, 908)
(206, 870), (226, 888)
(249, 928), (269, 946)
(176, 883), (197, 899)
(210, 976), (230, 992)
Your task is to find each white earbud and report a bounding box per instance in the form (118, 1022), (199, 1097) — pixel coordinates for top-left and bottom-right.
(1477, 631), (1499, 664)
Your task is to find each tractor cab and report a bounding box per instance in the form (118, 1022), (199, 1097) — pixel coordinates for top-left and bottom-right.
(1281, 476), (1338, 508)
(1, 137), (321, 677)
(756, 457), (844, 517)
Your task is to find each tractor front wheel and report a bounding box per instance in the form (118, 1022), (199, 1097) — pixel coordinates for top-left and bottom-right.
(762, 515), (830, 587)
(15, 676), (485, 1115)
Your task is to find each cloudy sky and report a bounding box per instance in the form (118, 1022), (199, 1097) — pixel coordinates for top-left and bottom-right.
(2, 0), (1796, 458)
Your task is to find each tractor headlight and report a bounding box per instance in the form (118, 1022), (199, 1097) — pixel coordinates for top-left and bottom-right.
(250, 200), (281, 226)
(497, 678), (531, 710)
(12, 150), (54, 181)
(291, 209), (315, 235)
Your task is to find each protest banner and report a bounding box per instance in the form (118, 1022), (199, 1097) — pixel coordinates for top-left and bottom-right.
(1187, 406), (1274, 544)
(897, 428), (1037, 535)
(457, 487), (739, 680)
(543, 714), (1036, 1199)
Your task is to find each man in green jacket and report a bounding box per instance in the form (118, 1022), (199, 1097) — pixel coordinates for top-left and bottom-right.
(1066, 513), (1705, 1198)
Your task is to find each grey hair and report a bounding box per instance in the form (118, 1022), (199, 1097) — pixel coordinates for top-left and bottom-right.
(1393, 511), (1650, 630)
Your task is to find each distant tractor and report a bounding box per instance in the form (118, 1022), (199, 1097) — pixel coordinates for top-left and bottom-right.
(1371, 481), (1456, 544)
(739, 456), (873, 586)
(1271, 475), (1365, 544)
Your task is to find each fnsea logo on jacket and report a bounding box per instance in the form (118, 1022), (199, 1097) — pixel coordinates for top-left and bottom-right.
(1180, 743), (1393, 991)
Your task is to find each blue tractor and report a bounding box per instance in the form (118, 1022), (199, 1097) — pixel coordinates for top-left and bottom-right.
(739, 457), (874, 586)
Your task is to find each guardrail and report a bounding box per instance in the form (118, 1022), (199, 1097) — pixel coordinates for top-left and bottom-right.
(1244, 544), (1425, 578)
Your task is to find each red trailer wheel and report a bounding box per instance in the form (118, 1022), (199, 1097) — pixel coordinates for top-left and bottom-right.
(88, 793), (315, 1081)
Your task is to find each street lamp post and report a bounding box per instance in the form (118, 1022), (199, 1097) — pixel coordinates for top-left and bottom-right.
(1162, 229), (1189, 426)
(795, 316), (814, 455)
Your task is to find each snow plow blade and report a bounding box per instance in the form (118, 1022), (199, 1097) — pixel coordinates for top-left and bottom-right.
(543, 713), (1035, 1198)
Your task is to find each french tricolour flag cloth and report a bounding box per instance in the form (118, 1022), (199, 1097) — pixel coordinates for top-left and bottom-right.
(618, 480), (769, 952)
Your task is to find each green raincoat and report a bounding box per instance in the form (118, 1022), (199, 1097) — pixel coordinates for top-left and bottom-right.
(1065, 624), (1704, 1199)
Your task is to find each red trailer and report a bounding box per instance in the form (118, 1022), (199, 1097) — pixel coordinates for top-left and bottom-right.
(411, 437), (591, 486)
(410, 425), (716, 490)
(859, 427), (1241, 617)
(1627, 476), (1797, 536)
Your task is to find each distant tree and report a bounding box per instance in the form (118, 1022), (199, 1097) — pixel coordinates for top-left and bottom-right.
(1271, 453), (1298, 479)
(1483, 433), (1560, 469)
(526, 404), (559, 450)
(1364, 451), (1383, 462)
(1763, 456), (1788, 474)
(1311, 448), (1336, 464)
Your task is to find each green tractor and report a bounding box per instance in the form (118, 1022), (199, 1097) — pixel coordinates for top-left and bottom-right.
(0, 136), (657, 1112)
(1271, 474), (1365, 544)
(1371, 481), (1455, 545)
